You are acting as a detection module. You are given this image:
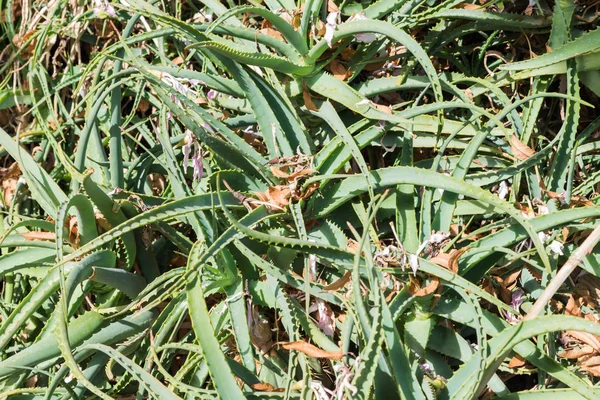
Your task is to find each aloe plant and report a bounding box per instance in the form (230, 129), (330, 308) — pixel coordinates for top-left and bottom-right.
(1, 0), (599, 398)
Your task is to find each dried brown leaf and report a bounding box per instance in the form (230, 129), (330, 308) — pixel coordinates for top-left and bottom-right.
(322, 271), (352, 291)
(328, 59), (351, 81)
(21, 231), (56, 241)
(278, 341), (343, 360)
(303, 87), (318, 111)
(557, 345), (595, 359)
(251, 382), (285, 392)
(409, 275), (440, 297)
(508, 354), (527, 368)
(327, 0), (339, 12)
(1, 163), (20, 205)
(510, 135), (535, 161)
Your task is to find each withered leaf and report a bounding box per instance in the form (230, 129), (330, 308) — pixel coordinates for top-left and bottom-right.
(303, 88), (318, 111)
(510, 135), (535, 161)
(409, 275), (440, 297)
(21, 231), (56, 241)
(557, 345), (595, 359)
(251, 382), (285, 392)
(278, 341), (343, 360)
(322, 271), (352, 291)
(328, 59), (351, 81)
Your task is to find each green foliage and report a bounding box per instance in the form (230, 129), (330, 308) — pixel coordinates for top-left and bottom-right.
(0, 0), (599, 398)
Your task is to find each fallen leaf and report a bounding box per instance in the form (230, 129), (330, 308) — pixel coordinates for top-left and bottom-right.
(429, 252), (450, 269)
(503, 269), (521, 290)
(322, 271), (351, 291)
(303, 87), (318, 111)
(270, 166), (316, 181)
(566, 330), (600, 352)
(510, 135), (535, 161)
(447, 248), (465, 274)
(508, 354), (527, 368)
(373, 103), (392, 114)
(409, 275), (440, 297)
(21, 231), (56, 241)
(327, 0), (339, 12)
(328, 59), (352, 81)
(1, 163), (21, 206)
(278, 341), (343, 360)
(251, 382), (285, 392)
(558, 345), (595, 359)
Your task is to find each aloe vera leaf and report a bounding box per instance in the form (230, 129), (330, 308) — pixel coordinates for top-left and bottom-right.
(498, 389), (600, 399)
(82, 173), (137, 269)
(380, 298), (425, 400)
(461, 207), (600, 280)
(352, 294), (384, 400)
(0, 311), (104, 379)
(434, 297), (595, 399)
(0, 250), (115, 353)
(55, 194), (97, 262)
(304, 72), (412, 125)
(310, 166), (549, 271)
(206, 6), (307, 54)
(54, 258), (115, 399)
(78, 343), (182, 400)
(426, 9), (551, 29)
(0, 128), (67, 219)
(0, 248), (56, 275)
(144, 72), (272, 180)
(548, 62), (580, 192)
(446, 315), (600, 399)
(222, 62), (310, 157)
(316, 101), (375, 198)
(225, 278), (255, 374)
(310, 20), (443, 108)
(156, 111), (213, 243)
(186, 241), (247, 400)
(503, 26), (600, 70)
(234, 240), (340, 305)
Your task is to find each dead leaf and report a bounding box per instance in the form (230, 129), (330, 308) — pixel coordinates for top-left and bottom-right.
(562, 227), (570, 242)
(457, 3), (482, 9)
(409, 275), (440, 297)
(373, 103), (392, 114)
(346, 239), (360, 254)
(328, 59), (351, 81)
(566, 330), (600, 352)
(508, 354), (527, 368)
(259, 27), (285, 42)
(503, 269), (522, 290)
(20, 231), (56, 241)
(1, 162), (20, 206)
(558, 345), (595, 359)
(447, 248), (465, 274)
(341, 47), (356, 61)
(278, 341), (343, 360)
(322, 271), (352, 291)
(429, 252), (450, 269)
(510, 135), (535, 161)
(251, 382), (285, 392)
(327, 0), (339, 12)
(303, 87), (318, 111)
(265, 186), (290, 208)
(270, 166), (316, 181)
